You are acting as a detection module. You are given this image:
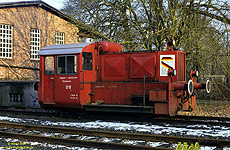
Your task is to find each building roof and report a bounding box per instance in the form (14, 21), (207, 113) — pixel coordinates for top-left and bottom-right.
(39, 42), (93, 55)
(0, 0), (109, 40)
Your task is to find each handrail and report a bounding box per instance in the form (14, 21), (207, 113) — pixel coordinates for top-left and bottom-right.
(80, 70), (84, 90)
(143, 75), (152, 106)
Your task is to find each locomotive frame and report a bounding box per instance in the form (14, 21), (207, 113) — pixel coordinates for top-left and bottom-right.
(38, 41), (210, 116)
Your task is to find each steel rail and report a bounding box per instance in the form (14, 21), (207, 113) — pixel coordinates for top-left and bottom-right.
(152, 118), (230, 127)
(152, 115), (230, 127)
(1, 107), (230, 122)
(0, 121), (230, 147)
(0, 131), (171, 150)
(1, 107), (230, 123)
(174, 115), (230, 122)
(1, 107), (230, 129)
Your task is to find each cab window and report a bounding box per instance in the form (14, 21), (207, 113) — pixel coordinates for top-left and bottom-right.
(57, 55), (77, 75)
(82, 52), (92, 70)
(45, 56), (54, 75)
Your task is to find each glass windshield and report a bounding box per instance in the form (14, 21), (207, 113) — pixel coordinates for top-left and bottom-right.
(45, 56), (54, 75)
(82, 52), (92, 70)
(57, 55), (77, 75)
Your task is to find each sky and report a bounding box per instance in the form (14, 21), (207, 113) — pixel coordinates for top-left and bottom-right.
(0, 0), (65, 10)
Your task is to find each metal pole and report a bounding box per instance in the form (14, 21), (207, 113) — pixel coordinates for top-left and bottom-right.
(143, 76), (146, 107)
(143, 75), (151, 107)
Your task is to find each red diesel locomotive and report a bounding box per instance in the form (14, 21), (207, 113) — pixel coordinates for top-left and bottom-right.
(38, 41), (211, 116)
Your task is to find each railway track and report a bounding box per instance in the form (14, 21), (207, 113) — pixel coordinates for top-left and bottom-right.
(153, 115), (230, 127)
(171, 115), (230, 122)
(0, 121), (172, 150)
(1, 107), (230, 127)
(0, 121), (229, 149)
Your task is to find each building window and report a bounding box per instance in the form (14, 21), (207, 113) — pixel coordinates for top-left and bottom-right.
(55, 32), (64, 45)
(0, 24), (13, 59)
(57, 55), (77, 75)
(30, 28), (40, 60)
(10, 93), (23, 103)
(82, 52), (92, 70)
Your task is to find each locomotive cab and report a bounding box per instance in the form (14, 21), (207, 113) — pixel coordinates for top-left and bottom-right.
(38, 43), (95, 108)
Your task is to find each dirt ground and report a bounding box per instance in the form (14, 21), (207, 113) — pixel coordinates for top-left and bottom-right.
(178, 100), (230, 117)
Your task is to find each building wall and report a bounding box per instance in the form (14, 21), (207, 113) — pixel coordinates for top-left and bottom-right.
(0, 81), (39, 108)
(0, 6), (79, 80)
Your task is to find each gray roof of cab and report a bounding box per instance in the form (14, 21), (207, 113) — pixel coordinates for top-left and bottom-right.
(39, 43), (93, 55)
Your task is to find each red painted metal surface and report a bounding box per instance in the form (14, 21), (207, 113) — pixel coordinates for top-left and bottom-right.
(79, 43), (98, 106)
(80, 83), (92, 106)
(38, 57), (55, 105)
(156, 51), (185, 82)
(39, 55), (81, 108)
(149, 90), (167, 101)
(130, 54), (156, 79)
(194, 83), (205, 89)
(174, 82), (187, 90)
(38, 41), (208, 116)
(168, 73), (178, 116)
(101, 53), (126, 81)
(91, 82), (168, 105)
(99, 41), (122, 53)
(54, 73), (80, 107)
(80, 43), (98, 82)
(155, 103), (169, 114)
(178, 53), (186, 81)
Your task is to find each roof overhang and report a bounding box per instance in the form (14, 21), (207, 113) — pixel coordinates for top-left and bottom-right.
(0, 1), (109, 40)
(38, 43), (93, 55)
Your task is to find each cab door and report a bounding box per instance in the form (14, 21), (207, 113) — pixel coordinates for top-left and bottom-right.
(43, 56), (55, 104)
(54, 55), (81, 107)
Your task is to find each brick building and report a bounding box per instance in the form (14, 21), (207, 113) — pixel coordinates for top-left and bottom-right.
(0, 1), (106, 80)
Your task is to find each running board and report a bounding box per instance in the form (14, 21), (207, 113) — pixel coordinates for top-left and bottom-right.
(83, 104), (154, 114)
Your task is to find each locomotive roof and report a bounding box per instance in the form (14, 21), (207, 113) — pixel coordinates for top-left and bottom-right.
(39, 42), (93, 55)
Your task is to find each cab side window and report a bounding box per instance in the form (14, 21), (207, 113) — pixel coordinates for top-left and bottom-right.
(57, 55), (77, 75)
(45, 56), (54, 75)
(82, 52), (92, 70)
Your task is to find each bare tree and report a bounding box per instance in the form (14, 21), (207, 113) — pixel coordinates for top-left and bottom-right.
(62, 0), (230, 99)
(62, 0), (229, 50)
